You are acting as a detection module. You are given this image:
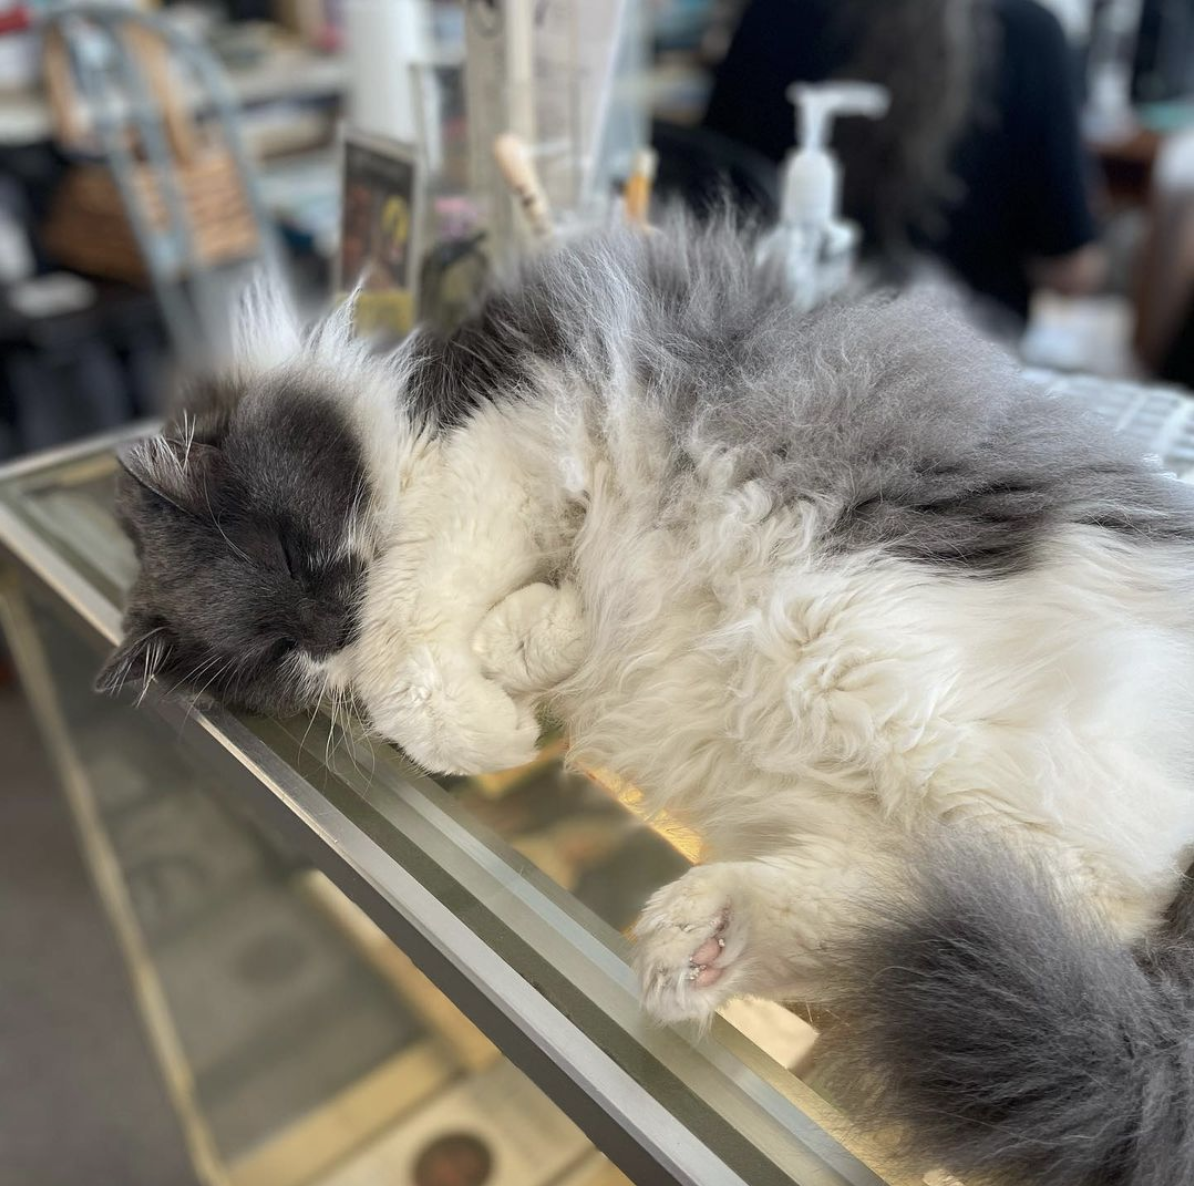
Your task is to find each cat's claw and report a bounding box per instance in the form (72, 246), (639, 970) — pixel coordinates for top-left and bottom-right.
(687, 931), (728, 988)
(634, 867), (748, 1025)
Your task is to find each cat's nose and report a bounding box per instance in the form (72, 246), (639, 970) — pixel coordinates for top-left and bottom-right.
(303, 614), (355, 660)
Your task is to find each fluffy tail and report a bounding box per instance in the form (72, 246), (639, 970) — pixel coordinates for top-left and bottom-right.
(819, 842), (1194, 1186)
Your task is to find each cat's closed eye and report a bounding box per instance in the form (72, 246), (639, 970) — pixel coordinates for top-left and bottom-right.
(279, 537), (301, 579)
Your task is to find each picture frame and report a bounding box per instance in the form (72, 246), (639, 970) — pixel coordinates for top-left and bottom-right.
(337, 126), (424, 337)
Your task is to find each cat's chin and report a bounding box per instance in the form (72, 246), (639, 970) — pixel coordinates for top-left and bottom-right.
(295, 646), (356, 699)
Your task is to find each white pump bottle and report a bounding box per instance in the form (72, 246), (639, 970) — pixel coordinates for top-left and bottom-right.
(758, 81), (890, 310)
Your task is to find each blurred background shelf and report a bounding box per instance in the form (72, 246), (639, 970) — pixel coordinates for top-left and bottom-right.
(0, 45), (348, 147)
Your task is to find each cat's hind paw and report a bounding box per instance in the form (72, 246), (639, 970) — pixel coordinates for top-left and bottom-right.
(634, 866), (751, 1026)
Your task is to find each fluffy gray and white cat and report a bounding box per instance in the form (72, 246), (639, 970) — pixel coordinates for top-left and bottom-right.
(101, 221), (1194, 1185)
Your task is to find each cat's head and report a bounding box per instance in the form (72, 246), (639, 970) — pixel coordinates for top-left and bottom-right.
(96, 279), (397, 716)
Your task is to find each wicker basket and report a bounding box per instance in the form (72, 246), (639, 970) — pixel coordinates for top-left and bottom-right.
(40, 24), (260, 285)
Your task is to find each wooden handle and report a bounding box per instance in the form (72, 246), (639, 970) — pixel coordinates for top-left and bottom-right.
(130, 24), (199, 164)
(43, 25), (88, 149)
(623, 147), (658, 229)
(493, 132), (554, 240)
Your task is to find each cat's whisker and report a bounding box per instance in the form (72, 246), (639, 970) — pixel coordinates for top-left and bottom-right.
(336, 692), (370, 783)
(134, 635), (172, 707)
(329, 693), (347, 765)
(181, 656), (235, 730)
(337, 701), (356, 773)
(298, 688), (325, 757)
(322, 689), (339, 772)
(199, 471), (252, 565)
(323, 694), (338, 768)
(166, 652), (222, 700)
(334, 686), (376, 787)
(180, 409), (196, 471)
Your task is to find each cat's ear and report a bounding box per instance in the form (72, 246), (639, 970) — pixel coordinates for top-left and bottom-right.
(305, 285), (363, 370)
(94, 620), (175, 697)
(233, 270), (302, 371)
(117, 435), (222, 518)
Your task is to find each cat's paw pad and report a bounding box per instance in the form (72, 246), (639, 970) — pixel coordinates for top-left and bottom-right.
(634, 868), (749, 1025)
(687, 916), (730, 989)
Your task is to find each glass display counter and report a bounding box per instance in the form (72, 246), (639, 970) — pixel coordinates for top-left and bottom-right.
(0, 429), (921, 1186)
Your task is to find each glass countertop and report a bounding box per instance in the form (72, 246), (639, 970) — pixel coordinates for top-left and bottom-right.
(0, 430), (904, 1186)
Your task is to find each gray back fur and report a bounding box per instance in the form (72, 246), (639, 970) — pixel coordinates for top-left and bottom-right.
(413, 218), (1194, 576)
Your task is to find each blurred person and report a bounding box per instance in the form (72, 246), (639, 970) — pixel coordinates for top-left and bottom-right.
(703, 0), (1107, 323)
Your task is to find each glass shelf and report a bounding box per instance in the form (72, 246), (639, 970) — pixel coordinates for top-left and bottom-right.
(0, 430), (905, 1186)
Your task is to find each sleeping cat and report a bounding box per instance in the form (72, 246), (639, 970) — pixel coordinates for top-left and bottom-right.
(100, 221), (1194, 1185)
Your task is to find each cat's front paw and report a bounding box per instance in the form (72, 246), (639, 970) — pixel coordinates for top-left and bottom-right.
(474, 582), (587, 695)
(366, 645), (541, 776)
(634, 865), (752, 1026)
